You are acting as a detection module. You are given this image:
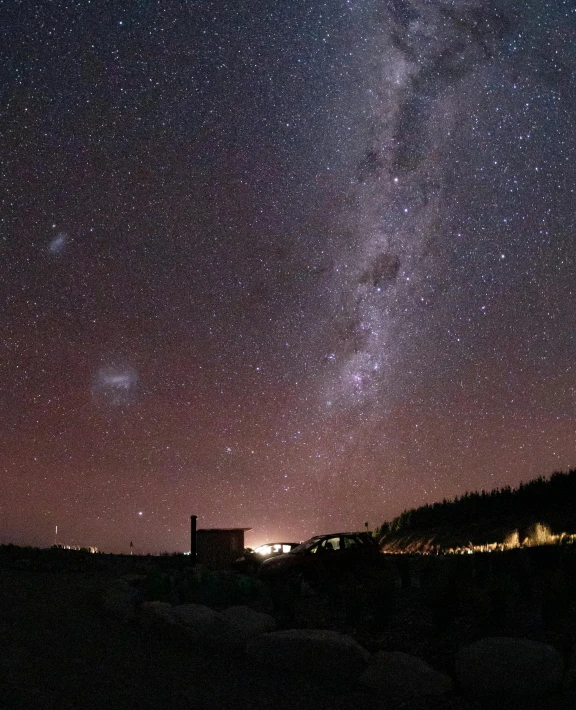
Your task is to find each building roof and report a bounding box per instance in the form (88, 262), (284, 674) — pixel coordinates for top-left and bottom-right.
(196, 528), (251, 532)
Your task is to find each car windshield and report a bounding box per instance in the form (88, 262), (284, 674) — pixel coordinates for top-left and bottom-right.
(290, 536), (323, 554)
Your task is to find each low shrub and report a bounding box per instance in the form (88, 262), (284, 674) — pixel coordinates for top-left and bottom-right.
(143, 567), (263, 608)
(524, 523), (554, 547)
(503, 530), (520, 549)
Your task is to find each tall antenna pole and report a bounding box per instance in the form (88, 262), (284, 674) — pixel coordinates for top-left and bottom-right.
(54, 525), (58, 547)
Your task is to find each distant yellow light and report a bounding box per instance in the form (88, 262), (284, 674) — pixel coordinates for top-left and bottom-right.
(255, 544), (272, 556)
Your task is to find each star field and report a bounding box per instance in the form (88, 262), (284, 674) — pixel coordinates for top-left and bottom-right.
(1, 0), (575, 552)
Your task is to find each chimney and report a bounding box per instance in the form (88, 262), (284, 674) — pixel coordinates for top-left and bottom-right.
(190, 515), (197, 567)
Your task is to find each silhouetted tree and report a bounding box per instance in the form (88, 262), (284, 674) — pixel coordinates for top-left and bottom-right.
(379, 469), (576, 544)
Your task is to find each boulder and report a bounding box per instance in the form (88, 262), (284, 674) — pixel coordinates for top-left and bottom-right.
(101, 578), (138, 621)
(246, 629), (369, 685)
(168, 603), (222, 642)
(455, 636), (564, 700)
(360, 651), (452, 698)
(213, 606), (276, 650)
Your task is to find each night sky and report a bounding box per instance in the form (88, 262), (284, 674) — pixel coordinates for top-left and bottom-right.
(1, 0), (575, 553)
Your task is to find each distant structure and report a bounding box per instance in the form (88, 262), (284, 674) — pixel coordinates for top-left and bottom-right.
(190, 516), (250, 569)
(54, 545), (99, 553)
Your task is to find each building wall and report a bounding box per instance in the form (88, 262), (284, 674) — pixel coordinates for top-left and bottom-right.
(196, 529), (246, 568)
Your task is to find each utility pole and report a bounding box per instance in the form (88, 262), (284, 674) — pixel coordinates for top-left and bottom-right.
(54, 525), (58, 547)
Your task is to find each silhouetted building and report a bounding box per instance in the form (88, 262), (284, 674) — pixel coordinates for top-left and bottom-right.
(196, 528), (251, 568)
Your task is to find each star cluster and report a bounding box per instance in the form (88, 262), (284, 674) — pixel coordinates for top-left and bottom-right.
(1, 0), (574, 552)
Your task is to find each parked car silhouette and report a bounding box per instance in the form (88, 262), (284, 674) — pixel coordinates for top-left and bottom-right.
(233, 542), (299, 574)
(258, 532), (381, 588)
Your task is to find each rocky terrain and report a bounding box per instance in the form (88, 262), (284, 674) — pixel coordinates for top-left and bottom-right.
(1, 546), (576, 709)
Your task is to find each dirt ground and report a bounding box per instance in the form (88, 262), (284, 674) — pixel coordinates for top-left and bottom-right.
(0, 566), (422, 710)
(0, 558), (573, 710)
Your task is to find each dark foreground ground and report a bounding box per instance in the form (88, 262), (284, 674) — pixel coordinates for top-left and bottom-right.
(1, 547), (576, 709)
(0, 565), (363, 710)
(0, 564), (456, 710)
